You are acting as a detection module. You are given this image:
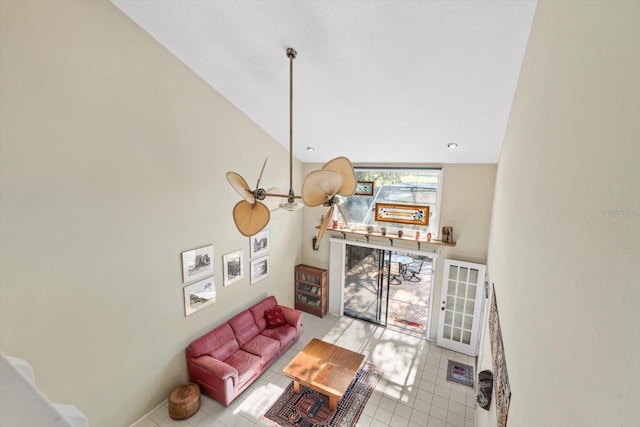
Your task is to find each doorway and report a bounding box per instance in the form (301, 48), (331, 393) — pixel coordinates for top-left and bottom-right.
(340, 241), (435, 338)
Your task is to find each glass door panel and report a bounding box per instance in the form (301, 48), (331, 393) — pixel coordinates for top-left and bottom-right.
(343, 244), (388, 325)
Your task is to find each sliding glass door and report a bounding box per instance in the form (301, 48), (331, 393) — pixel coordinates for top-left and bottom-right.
(343, 244), (389, 325)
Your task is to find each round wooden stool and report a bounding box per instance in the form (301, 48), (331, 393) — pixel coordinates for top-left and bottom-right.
(168, 382), (200, 420)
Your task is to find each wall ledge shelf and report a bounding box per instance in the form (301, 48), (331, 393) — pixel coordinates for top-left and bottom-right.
(321, 226), (456, 248)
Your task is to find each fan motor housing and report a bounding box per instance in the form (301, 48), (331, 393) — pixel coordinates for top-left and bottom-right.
(255, 188), (266, 200)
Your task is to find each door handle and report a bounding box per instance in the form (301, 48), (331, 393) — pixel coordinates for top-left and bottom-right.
(441, 301), (445, 311)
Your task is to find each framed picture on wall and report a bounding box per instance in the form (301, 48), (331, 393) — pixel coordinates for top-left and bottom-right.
(181, 245), (214, 283)
(250, 229), (269, 258)
(183, 276), (216, 316)
(250, 255), (269, 284)
(355, 181), (374, 196)
(374, 203), (429, 226)
(223, 250), (243, 286)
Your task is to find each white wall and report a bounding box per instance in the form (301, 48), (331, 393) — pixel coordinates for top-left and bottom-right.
(301, 163), (496, 339)
(478, 1), (640, 426)
(0, 1), (302, 426)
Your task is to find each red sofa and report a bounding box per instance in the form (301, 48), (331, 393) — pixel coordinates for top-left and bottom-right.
(186, 296), (302, 406)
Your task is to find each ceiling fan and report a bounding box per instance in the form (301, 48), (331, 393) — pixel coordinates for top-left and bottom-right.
(303, 156), (357, 249)
(226, 48), (356, 240)
(226, 157), (283, 236)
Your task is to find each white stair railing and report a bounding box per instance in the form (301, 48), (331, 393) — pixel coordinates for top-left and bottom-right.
(0, 354), (88, 427)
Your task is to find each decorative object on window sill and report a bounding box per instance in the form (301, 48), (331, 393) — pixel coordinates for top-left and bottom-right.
(415, 231), (420, 240)
(374, 202), (429, 226)
(442, 226), (453, 243)
(426, 232), (432, 242)
(366, 226), (374, 235)
(320, 225), (456, 248)
(381, 226), (387, 236)
(226, 48), (355, 237)
(397, 230), (403, 238)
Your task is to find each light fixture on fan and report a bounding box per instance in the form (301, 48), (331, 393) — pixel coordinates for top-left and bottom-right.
(226, 48), (356, 244)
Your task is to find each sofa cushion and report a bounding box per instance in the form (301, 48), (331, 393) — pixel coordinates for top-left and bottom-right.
(241, 335), (280, 365)
(249, 296), (278, 331)
(265, 306), (286, 329)
(261, 324), (298, 349)
(224, 350), (261, 387)
(228, 311), (261, 346)
(189, 323), (239, 360)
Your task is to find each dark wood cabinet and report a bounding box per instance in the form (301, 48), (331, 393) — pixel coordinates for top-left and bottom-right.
(294, 264), (328, 318)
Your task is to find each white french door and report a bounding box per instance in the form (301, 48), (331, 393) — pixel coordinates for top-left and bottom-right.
(437, 259), (486, 356)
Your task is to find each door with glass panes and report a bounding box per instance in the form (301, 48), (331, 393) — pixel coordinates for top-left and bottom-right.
(437, 259), (486, 356)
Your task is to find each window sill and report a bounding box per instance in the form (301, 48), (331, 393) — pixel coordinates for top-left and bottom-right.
(323, 226), (456, 247)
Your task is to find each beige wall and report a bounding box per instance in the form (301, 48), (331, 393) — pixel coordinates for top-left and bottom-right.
(0, 1), (302, 426)
(478, 1), (640, 426)
(301, 163), (496, 339)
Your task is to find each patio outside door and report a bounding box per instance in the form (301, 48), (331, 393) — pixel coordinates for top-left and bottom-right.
(437, 259), (486, 356)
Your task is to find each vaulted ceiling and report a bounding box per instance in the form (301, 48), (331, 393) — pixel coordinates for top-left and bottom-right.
(111, 0), (537, 164)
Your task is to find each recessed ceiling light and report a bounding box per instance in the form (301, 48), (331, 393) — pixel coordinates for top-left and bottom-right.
(306, 146), (315, 152)
(447, 143), (459, 149)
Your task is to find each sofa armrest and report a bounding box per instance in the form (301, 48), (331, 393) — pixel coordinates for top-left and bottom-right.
(279, 305), (302, 334)
(190, 355), (238, 383)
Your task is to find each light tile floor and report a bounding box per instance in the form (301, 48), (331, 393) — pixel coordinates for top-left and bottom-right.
(131, 313), (476, 427)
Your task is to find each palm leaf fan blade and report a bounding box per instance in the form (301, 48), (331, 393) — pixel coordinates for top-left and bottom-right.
(226, 172), (254, 203)
(302, 170), (343, 207)
(337, 202), (350, 226)
(322, 156), (357, 196)
(232, 200), (270, 237)
(262, 187), (285, 211)
(315, 205), (335, 248)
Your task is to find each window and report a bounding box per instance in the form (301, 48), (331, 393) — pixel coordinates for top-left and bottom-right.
(342, 168), (442, 236)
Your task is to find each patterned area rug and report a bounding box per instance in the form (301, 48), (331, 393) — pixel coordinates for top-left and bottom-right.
(447, 359), (474, 387)
(262, 362), (383, 427)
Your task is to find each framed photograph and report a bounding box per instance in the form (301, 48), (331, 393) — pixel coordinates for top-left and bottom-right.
(355, 181), (374, 196)
(250, 255), (269, 284)
(223, 250), (244, 286)
(250, 229), (269, 258)
(181, 245), (214, 283)
(374, 202), (429, 226)
(183, 276), (216, 316)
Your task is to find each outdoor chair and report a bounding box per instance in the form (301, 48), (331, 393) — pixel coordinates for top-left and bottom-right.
(404, 260), (424, 282)
(389, 261), (403, 285)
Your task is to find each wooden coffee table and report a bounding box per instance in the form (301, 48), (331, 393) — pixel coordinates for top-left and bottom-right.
(283, 338), (365, 410)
